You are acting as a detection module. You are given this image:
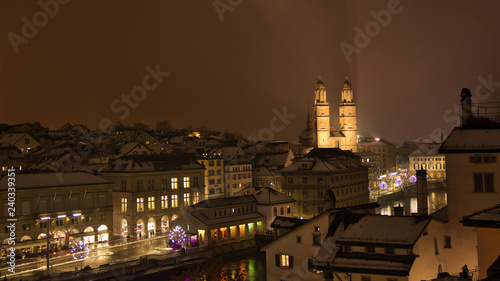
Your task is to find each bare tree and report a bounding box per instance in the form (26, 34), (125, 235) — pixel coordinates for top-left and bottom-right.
(132, 123), (150, 131)
(155, 120), (172, 134)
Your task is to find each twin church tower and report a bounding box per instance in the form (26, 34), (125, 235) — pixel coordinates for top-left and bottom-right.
(299, 76), (358, 152)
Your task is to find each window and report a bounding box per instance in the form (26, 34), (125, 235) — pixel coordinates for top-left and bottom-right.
(183, 193), (190, 205)
(209, 170), (215, 176)
(474, 173), (494, 192)
(193, 176), (199, 187)
(121, 180), (127, 192)
(444, 236), (451, 248)
(171, 195), (178, 208)
(303, 191), (308, 198)
(171, 178), (178, 189)
(273, 207), (277, 216)
(317, 177), (323, 184)
(137, 198), (144, 212)
(161, 196), (168, 209)
(385, 247), (395, 255)
(313, 235), (321, 246)
(414, 164), (419, 170)
(193, 192), (200, 204)
(287, 177), (293, 184)
(318, 191), (324, 199)
(183, 177), (190, 188)
(209, 179), (215, 185)
(314, 226), (320, 232)
(302, 177), (308, 184)
(366, 246), (375, 254)
(303, 205), (309, 213)
(287, 205), (291, 214)
(25, 138), (30, 144)
(147, 179), (154, 191)
(387, 278), (398, 281)
(361, 276), (371, 281)
(280, 207), (284, 215)
(121, 198), (128, 212)
(161, 179), (167, 189)
(275, 254), (293, 268)
(136, 180), (143, 191)
(209, 160), (214, 166)
(343, 245), (352, 253)
(148, 196), (155, 210)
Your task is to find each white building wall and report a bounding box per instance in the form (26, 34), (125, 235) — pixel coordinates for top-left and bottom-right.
(265, 213), (330, 281)
(444, 152), (500, 274)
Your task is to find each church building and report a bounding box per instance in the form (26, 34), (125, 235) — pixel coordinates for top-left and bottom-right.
(299, 77), (358, 152)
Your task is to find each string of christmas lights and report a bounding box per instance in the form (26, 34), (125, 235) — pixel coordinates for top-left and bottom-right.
(168, 226), (187, 244)
(71, 240), (89, 269)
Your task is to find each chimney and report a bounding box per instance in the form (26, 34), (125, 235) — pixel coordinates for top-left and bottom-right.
(460, 88), (472, 126)
(416, 169), (428, 216)
(393, 203), (404, 216)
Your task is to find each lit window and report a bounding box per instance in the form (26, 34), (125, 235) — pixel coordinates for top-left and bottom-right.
(183, 193), (190, 206)
(171, 195), (178, 208)
(184, 177), (190, 188)
(121, 198), (127, 212)
(136, 198), (144, 212)
(193, 192), (200, 204)
(161, 196), (168, 209)
(148, 196), (155, 210)
(171, 178), (178, 189)
(277, 254), (292, 268)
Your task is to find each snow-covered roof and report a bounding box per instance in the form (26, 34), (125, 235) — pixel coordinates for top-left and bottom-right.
(234, 186), (295, 205)
(270, 216), (307, 229)
(192, 195), (256, 208)
(0, 133), (27, 147)
(331, 257), (412, 276)
(337, 215), (430, 246)
(280, 148), (364, 173)
(439, 128), (500, 153)
(106, 154), (203, 172)
(0, 171), (111, 190)
(189, 211), (265, 226)
(410, 143), (443, 157)
(461, 203), (500, 228)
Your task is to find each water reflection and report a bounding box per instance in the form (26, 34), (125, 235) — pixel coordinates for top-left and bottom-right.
(376, 181), (447, 215)
(223, 252), (266, 281)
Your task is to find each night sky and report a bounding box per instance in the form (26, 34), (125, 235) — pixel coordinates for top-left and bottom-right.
(1, 1), (500, 144)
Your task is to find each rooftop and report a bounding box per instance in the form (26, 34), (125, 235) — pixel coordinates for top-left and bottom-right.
(0, 171), (111, 190)
(438, 127), (500, 153)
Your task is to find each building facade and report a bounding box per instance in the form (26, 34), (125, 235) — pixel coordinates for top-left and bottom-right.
(221, 147), (252, 197)
(0, 171), (113, 258)
(409, 143), (446, 180)
(101, 155), (205, 239)
(280, 148), (370, 219)
(358, 138), (397, 172)
(188, 195), (265, 247)
(198, 150), (225, 199)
